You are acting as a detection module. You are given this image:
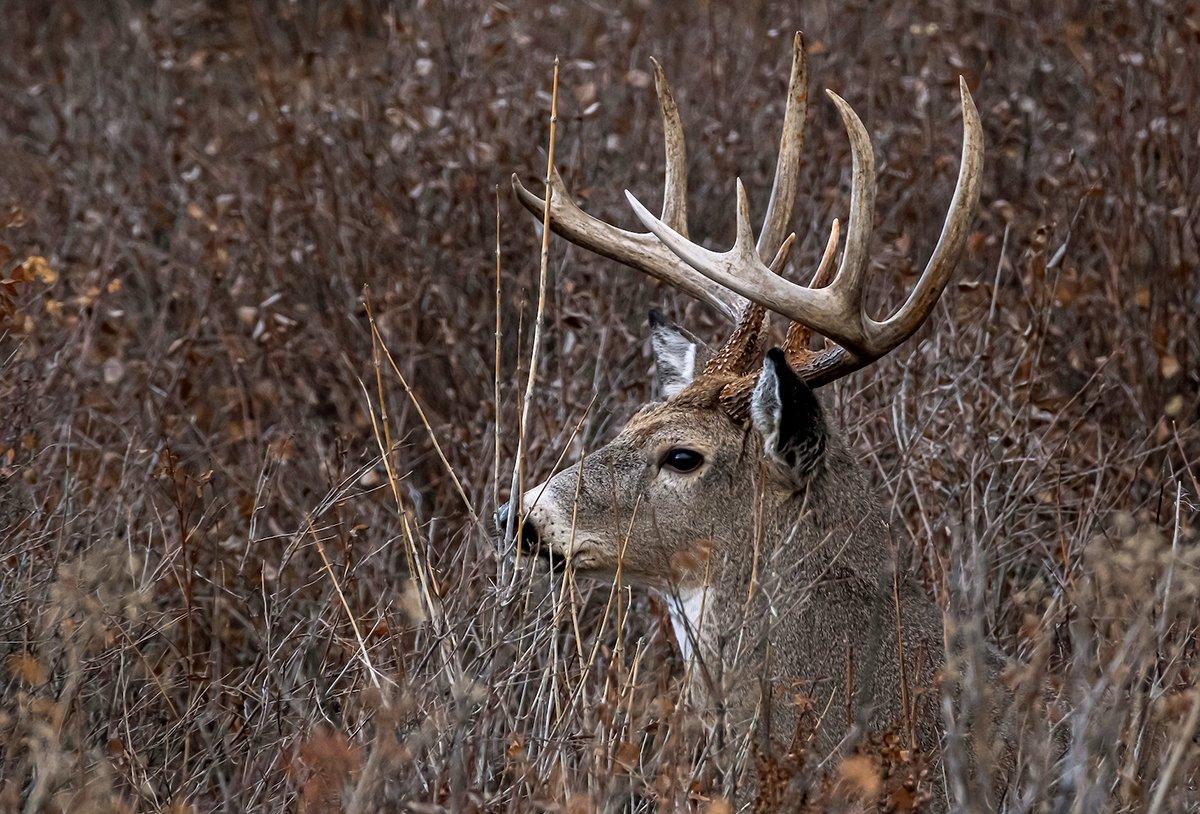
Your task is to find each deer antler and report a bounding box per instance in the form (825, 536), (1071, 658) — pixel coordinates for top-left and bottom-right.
(626, 79), (984, 386)
(704, 234), (797, 377)
(512, 33), (810, 323)
(513, 34), (983, 390)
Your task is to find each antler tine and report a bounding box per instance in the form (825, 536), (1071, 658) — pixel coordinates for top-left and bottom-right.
(871, 77), (985, 349)
(733, 179), (760, 255)
(756, 32), (808, 260)
(783, 218), (839, 359)
(812, 217), (841, 289)
(771, 231), (798, 275)
(824, 91), (876, 308)
(651, 57), (688, 237)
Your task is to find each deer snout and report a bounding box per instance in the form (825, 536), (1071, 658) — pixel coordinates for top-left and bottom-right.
(517, 515), (568, 568)
(495, 501), (557, 563)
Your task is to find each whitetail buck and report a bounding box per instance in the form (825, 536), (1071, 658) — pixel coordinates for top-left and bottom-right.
(501, 33), (987, 796)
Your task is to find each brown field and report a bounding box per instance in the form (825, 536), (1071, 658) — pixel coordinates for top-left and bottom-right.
(1, 1), (1198, 811)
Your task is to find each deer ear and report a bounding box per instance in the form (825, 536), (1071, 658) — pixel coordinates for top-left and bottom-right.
(649, 309), (698, 398)
(751, 348), (827, 477)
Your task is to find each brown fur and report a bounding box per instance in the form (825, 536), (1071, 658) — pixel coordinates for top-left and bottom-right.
(520, 393), (945, 751)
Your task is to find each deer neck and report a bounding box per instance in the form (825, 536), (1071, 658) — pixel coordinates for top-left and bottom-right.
(662, 441), (896, 664)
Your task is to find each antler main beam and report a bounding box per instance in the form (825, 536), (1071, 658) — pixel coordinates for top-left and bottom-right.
(626, 78), (984, 383)
(512, 33), (810, 323)
(512, 166), (743, 319)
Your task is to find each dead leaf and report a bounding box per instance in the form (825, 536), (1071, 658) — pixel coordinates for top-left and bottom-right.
(6, 651), (47, 685)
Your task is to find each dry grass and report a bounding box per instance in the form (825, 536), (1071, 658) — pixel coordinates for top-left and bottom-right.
(1, 1), (1198, 811)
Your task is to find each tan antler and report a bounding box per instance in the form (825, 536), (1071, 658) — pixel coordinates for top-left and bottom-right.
(626, 78), (985, 386)
(512, 33), (810, 323)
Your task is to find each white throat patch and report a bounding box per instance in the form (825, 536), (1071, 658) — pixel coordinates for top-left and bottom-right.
(661, 587), (710, 661)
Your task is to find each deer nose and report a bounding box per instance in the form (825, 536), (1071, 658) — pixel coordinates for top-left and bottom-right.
(518, 518), (542, 555)
(495, 503), (542, 553)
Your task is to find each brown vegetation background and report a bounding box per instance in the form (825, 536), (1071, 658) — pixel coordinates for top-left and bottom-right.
(1, 1), (1198, 811)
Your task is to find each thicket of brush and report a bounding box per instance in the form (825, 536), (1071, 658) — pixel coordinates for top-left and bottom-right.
(1, 1), (1197, 811)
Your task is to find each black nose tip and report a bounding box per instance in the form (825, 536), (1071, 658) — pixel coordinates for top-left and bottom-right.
(518, 517), (541, 555)
(496, 503), (560, 566)
(495, 503), (542, 554)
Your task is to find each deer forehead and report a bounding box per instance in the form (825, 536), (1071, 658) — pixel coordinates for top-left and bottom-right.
(616, 402), (746, 451)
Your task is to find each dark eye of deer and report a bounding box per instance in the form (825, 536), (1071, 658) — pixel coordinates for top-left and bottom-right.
(661, 448), (704, 473)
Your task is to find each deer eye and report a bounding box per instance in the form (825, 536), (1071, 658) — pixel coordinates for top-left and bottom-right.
(660, 448), (704, 473)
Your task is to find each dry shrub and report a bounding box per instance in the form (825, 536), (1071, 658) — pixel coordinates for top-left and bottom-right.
(288, 727), (363, 814)
(1, 0), (1196, 811)
(2, 543), (146, 813)
(753, 716), (931, 813)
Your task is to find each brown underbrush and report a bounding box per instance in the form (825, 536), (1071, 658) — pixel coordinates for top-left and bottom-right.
(2, 1), (1197, 810)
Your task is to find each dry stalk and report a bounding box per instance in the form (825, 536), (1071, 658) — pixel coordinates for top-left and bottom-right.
(504, 56), (560, 549)
(364, 305), (478, 523)
(306, 513), (383, 690)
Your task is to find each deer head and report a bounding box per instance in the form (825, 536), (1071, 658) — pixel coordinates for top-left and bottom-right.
(500, 33), (983, 600)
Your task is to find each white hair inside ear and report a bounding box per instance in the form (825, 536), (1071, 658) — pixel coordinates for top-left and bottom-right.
(649, 310), (698, 399)
(750, 353), (782, 451)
